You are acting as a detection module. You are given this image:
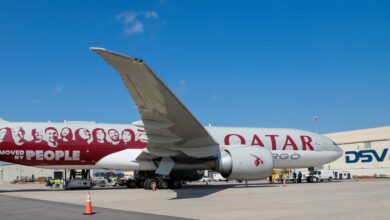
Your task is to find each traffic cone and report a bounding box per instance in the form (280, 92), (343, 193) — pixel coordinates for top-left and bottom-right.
(283, 179), (287, 187)
(84, 192), (94, 215)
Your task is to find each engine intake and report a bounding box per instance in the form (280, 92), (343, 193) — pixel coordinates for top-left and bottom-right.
(217, 147), (274, 180)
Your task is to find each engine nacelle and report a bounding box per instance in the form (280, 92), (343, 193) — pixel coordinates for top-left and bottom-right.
(218, 147), (274, 180)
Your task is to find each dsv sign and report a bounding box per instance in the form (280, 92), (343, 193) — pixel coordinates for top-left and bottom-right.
(345, 148), (389, 164)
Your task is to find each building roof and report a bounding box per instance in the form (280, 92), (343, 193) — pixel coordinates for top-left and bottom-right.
(325, 126), (390, 144)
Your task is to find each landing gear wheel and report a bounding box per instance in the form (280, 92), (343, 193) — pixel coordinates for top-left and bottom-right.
(126, 180), (137, 188)
(148, 179), (158, 190)
(144, 179), (151, 190)
(158, 180), (169, 189)
(328, 177), (333, 182)
(138, 180), (145, 188)
(169, 180), (182, 189)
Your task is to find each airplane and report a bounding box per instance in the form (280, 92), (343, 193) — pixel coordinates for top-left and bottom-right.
(0, 48), (343, 189)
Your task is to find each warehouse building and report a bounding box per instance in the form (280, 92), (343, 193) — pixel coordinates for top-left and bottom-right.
(0, 163), (58, 183)
(324, 126), (390, 177)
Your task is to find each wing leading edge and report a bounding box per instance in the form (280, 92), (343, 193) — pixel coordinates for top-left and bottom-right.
(91, 47), (219, 158)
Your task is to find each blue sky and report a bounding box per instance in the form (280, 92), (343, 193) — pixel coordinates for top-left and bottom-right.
(0, 1), (389, 134)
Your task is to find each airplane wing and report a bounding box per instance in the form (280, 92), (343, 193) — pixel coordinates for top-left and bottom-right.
(91, 48), (219, 159)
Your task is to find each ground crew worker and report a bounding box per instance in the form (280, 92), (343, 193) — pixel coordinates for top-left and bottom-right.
(55, 179), (61, 188)
(274, 173), (279, 183)
(298, 171), (302, 183)
(46, 178), (54, 190)
(293, 172), (297, 183)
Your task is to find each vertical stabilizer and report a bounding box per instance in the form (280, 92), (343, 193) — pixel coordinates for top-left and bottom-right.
(0, 118), (9, 123)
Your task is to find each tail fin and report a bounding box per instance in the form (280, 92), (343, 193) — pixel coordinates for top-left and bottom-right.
(0, 118), (9, 123)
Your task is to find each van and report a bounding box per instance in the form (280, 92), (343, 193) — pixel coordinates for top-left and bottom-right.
(306, 170), (333, 183)
(212, 173), (226, 181)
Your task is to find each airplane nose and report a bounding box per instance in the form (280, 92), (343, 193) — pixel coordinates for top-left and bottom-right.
(334, 145), (343, 159)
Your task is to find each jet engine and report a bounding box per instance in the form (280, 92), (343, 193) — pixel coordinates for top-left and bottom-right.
(216, 147), (274, 180)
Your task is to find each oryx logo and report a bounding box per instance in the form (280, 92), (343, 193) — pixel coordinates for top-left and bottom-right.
(251, 154), (264, 167)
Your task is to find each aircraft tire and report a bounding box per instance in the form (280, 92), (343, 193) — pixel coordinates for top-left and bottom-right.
(126, 180), (137, 188)
(148, 179), (158, 190)
(144, 179), (151, 190)
(169, 180), (182, 189)
(137, 180), (145, 188)
(158, 180), (169, 189)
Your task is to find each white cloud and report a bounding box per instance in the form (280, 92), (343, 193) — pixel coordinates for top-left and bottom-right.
(54, 84), (63, 93)
(116, 10), (159, 36)
(116, 11), (137, 24)
(125, 20), (144, 35)
(144, 11), (159, 19)
(179, 79), (188, 90)
(179, 80), (187, 86)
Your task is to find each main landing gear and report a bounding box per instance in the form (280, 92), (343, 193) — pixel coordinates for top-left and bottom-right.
(125, 171), (182, 190)
(143, 178), (181, 190)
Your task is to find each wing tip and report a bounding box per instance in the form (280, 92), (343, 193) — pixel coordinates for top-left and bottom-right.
(90, 47), (107, 52)
(90, 47), (145, 63)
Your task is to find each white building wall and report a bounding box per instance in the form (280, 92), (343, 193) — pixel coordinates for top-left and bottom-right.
(324, 126), (390, 177)
(0, 164), (57, 183)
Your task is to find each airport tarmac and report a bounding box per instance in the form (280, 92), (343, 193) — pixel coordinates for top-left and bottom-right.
(0, 179), (389, 220)
(0, 195), (191, 220)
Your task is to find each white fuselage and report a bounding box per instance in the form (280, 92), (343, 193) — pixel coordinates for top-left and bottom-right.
(0, 121), (342, 170)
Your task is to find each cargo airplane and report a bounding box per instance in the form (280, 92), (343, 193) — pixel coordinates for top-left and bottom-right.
(0, 48), (342, 189)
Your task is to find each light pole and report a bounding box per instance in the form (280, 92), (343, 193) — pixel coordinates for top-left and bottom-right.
(312, 115), (320, 133)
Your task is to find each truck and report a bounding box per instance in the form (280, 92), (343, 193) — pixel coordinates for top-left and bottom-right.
(92, 177), (108, 187)
(306, 170), (334, 183)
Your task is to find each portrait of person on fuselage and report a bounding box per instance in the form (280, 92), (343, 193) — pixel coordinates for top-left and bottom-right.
(58, 127), (73, 145)
(121, 129), (135, 146)
(92, 128), (106, 145)
(12, 127), (27, 146)
(107, 129), (120, 145)
(75, 128), (93, 145)
(0, 127), (13, 145)
(31, 128), (44, 143)
(135, 129), (147, 144)
(44, 127), (59, 148)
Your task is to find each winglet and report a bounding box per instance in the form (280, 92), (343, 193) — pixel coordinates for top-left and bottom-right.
(90, 47), (107, 52)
